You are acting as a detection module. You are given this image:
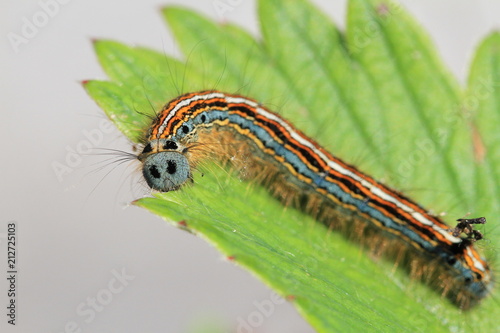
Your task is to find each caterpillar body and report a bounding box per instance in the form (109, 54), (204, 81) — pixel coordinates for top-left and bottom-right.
(137, 90), (493, 309)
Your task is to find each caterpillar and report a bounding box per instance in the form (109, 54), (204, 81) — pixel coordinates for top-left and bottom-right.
(137, 90), (493, 309)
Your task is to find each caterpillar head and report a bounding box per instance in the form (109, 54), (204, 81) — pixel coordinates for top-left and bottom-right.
(138, 139), (191, 192)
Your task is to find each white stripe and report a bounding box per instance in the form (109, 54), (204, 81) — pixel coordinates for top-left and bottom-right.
(157, 92), (226, 138)
(226, 95), (460, 244)
(467, 247), (486, 272)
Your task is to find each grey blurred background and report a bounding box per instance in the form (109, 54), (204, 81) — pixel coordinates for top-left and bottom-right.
(1, 0), (499, 332)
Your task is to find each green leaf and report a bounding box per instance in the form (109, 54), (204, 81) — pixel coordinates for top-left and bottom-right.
(85, 0), (500, 332)
(84, 80), (147, 142)
(136, 166), (451, 332)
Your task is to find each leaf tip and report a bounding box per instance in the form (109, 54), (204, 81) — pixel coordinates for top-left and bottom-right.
(131, 198), (143, 206)
(484, 30), (500, 47)
(490, 29), (500, 37)
(159, 5), (170, 14)
(177, 220), (191, 230)
(161, 5), (201, 24)
(161, 5), (181, 19)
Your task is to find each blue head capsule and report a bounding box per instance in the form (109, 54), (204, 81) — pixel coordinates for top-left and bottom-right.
(142, 150), (190, 192)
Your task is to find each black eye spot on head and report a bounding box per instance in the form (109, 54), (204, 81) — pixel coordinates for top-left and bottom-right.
(167, 160), (177, 174)
(475, 272), (482, 281)
(149, 165), (161, 179)
(182, 125), (189, 134)
(142, 143), (152, 154)
(200, 114), (207, 122)
(464, 276), (472, 284)
(142, 151), (190, 192)
(163, 140), (178, 150)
